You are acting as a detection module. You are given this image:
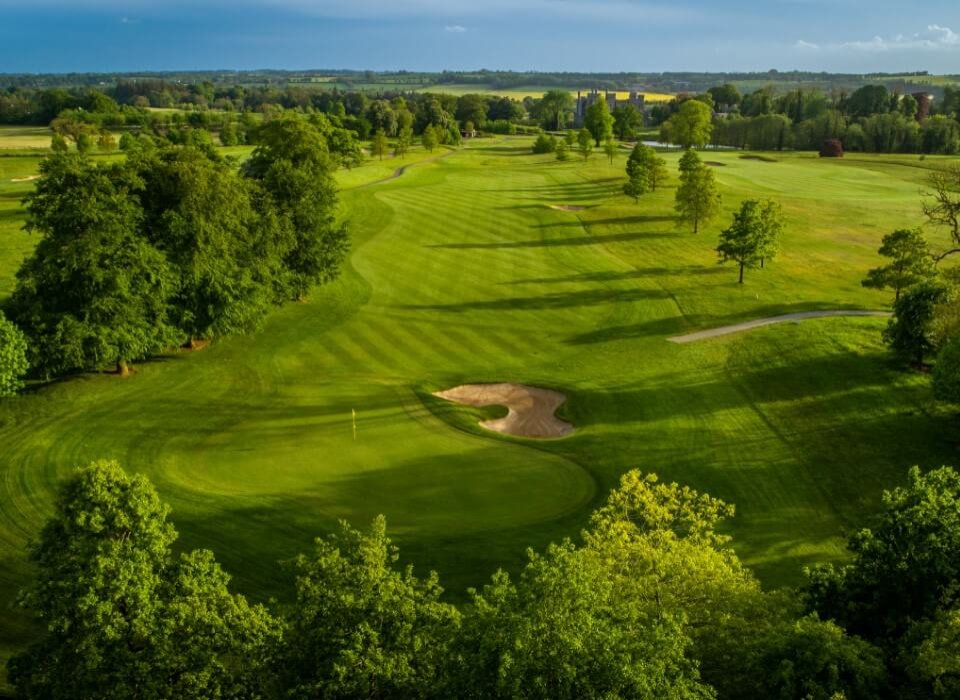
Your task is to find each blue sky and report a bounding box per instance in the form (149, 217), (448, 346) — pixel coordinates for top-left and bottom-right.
(1, 0), (958, 74)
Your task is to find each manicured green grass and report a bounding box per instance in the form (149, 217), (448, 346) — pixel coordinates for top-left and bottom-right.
(0, 126), (52, 150)
(0, 138), (958, 686)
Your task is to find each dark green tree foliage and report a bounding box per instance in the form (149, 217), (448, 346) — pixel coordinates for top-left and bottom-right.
(535, 90), (574, 131)
(612, 103), (643, 139)
(576, 127), (593, 161)
(624, 143), (652, 203)
(371, 128), (389, 160)
(861, 228), (935, 303)
(281, 516), (460, 699)
(10, 154), (179, 375)
(0, 310), (29, 396)
(243, 115), (348, 300)
(756, 615), (886, 700)
(8, 460), (280, 699)
(882, 281), (951, 365)
(716, 199), (783, 282)
(132, 147), (279, 343)
(806, 466), (960, 645)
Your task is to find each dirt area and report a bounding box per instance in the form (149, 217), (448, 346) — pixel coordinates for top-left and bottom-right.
(434, 383), (574, 439)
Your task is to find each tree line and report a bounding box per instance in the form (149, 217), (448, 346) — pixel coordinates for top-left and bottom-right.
(651, 83), (960, 155)
(0, 115), (347, 384)
(7, 458), (960, 699)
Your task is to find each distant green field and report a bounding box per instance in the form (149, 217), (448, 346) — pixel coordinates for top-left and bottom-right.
(1, 138), (959, 687)
(0, 126), (52, 150)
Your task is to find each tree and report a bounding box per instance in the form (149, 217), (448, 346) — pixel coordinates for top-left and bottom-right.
(806, 465), (960, 647)
(133, 147), (279, 344)
(371, 128), (388, 160)
(882, 281), (951, 366)
(421, 124), (437, 153)
(50, 133), (68, 153)
(862, 229), (935, 304)
(8, 461), (280, 699)
(675, 151), (721, 235)
(280, 516), (460, 699)
(532, 134), (557, 154)
(662, 99), (713, 149)
(0, 310), (28, 397)
(10, 154), (179, 376)
(394, 125), (412, 157)
(707, 84), (742, 112)
(75, 131), (93, 154)
(716, 200), (783, 283)
(536, 90), (574, 131)
(923, 165), (960, 261)
(450, 541), (713, 699)
(623, 143), (653, 203)
(756, 615), (887, 700)
(612, 103), (643, 139)
(909, 607), (960, 697)
(647, 151), (669, 192)
(603, 137), (617, 164)
(555, 140), (569, 161)
(584, 97), (614, 146)
(219, 121), (240, 146)
(576, 128), (593, 161)
(242, 115), (349, 301)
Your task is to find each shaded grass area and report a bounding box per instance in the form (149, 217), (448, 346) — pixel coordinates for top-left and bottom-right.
(0, 137), (958, 686)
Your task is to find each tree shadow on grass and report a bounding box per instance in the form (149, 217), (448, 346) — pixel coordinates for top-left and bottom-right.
(397, 286), (671, 312)
(504, 266), (726, 286)
(566, 302), (875, 345)
(428, 231), (675, 250)
(532, 214), (678, 229)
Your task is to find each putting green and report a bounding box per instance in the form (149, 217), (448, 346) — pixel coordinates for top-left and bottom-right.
(1, 138), (958, 682)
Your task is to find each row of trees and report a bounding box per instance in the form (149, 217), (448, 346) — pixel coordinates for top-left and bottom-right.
(9, 458), (960, 698)
(3, 115), (348, 379)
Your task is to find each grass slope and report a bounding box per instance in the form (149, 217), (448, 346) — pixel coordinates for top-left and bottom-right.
(0, 138), (958, 683)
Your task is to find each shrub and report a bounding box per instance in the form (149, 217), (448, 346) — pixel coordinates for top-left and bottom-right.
(820, 138), (844, 157)
(532, 134), (557, 154)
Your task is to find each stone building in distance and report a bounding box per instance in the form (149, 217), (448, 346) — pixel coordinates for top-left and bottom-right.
(574, 89), (646, 125)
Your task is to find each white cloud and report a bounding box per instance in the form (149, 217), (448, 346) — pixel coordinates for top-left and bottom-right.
(803, 24), (960, 52)
(444, 24), (466, 32)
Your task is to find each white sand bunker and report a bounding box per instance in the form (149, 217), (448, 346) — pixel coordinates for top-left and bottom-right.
(549, 204), (587, 212)
(434, 383), (574, 439)
(11, 175), (39, 183)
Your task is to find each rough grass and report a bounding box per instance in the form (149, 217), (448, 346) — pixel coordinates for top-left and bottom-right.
(0, 138), (958, 686)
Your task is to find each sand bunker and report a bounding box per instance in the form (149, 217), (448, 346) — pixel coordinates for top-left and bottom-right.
(434, 383), (574, 439)
(549, 204), (587, 212)
(11, 175), (39, 183)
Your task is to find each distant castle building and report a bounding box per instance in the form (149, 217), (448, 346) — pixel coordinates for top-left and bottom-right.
(575, 89), (646, 126)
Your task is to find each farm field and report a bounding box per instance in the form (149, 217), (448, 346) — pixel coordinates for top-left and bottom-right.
(1, 137), (959, 679)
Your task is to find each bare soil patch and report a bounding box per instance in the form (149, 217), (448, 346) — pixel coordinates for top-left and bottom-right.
(434, 383), (574, 439)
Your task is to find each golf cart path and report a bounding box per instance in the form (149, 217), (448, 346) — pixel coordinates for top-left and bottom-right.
(667, 310), (891, 344)
(353, 147), (460, 189)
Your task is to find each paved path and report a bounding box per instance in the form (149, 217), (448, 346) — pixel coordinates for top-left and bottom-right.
(667, 310), (891, 344)
(351, 147), (460, 189)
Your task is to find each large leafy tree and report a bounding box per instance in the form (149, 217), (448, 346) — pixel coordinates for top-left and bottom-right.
(7, 460), (280, 699)
(862, 228), (935, 303)
(923, 164), (960, 261)
(536, 90), (575, 131)
(584, 97), (614, 145)
(675, 151), (721, 235)
(0, 310), (29, 396)
(133, 147), (280, 344)
(882, 280), (951, 365)
(243, 115), (348, 300)
(612, 103), (643, 139)
(624, 144), (668, 203)
(662, 100), (714, 149)
(806, 466), (960, 645)
(280, 516), (460, 699)
(10, 153), (179, 376)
